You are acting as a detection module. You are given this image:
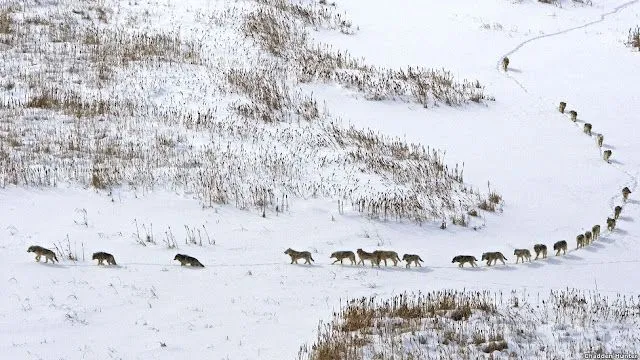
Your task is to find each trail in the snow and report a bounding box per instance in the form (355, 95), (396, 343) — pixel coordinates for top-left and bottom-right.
(52, 256), (640, 272)
(497, 0), (639, 76)
(497, 0), (638, 93)
(495, 0), (639, 250)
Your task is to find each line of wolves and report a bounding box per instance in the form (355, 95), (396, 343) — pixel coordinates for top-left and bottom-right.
(504, 59), (612, 162)
(284, 248), (424, 268)
(453, 186), (631, 267)
(285, 186), (632, 268)
(26, 184), (631, 270)
(26, 246), (206, 267)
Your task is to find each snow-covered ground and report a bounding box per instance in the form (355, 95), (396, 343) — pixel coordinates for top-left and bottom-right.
(1, 0), (640, 359)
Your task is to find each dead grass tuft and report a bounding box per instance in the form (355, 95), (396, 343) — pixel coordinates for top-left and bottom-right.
(627, 26), (640, 51)
(298, 289), (640, 360)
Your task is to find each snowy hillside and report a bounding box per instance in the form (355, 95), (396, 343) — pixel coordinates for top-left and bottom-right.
(1, 0), (640, 359)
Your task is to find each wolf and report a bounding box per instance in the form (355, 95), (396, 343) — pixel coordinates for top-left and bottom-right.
(603, 150), (612, 163)
(174, 254), (205, 267)
(576, 234), (586, 249)
(451, 255), (477, 268)
(481, 252), (507, 266)
(569, 110), (578, 122)
(607, 217), (616, 231)
(584, 123), (592, 136)
(553, 240), (567, 256)
(558, 101), (566, 113)
(372, 250), (401, 267)
(330, 251), (356, 265)
(614, 205), (622, 220)
(584, 231), (593, 245)
(513, 249), (531, 264)
(356, 248), (378, 267)
(622, 187), (632, 202)
(596, 134), (604, 148)
(502, 57), (509, 71)
(27, 245), (58, 263)
(92, 252), (117, 265)
(592, 224), (601, 240)
(402, 254), (424, 268)
(533, 244), (547, 260)
(284, 248), (314, 265)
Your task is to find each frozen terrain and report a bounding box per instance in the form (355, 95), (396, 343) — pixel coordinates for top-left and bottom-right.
(1, 0), (640, 359)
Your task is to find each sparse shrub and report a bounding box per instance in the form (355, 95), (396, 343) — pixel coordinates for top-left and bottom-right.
(483, 340), (508, 353)
(0, 8), (15, 34)
(472, 331), (486, 346)
(449, 306), (472, 321)
(559, 101), (566, 113)
(478, 200), (495, 212)
(451, 213), (469, 227)
(627, 26), (640, 51)
(225, 67), (291, 121)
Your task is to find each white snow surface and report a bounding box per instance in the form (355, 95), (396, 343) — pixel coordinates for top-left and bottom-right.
(2, 0), (640, 359)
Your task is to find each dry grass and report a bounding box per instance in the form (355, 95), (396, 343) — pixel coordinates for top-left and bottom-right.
(628, 26), (640, 51)
(0, 7), (16, 35)
(243, 0), (491, 108)
(515, 0), (592, 6)
(297, 289), (640, 360)
(0, 0), (499, 226)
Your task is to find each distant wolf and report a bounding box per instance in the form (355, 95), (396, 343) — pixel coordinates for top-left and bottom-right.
(533, 244), (547, 260)
(330, 251), (356, 265)
(584, 231), (593, 245)
(592, 225), (601, 240)
(402, 254), (424, 268)
(584, 123), (592, 136)
(596, 134), (604, 148)
(614, 205), (622, 220)
(284, 248), (314, 265)
(553, 240), (567, 256)
(607, 217), (616, 231)
(452, 255), (478, 268)
(569, 110), (577, 122)
(92, 252), (117, 265)
(576, 234), (586, 249)
(502, 57), (509, 71)
(622, 187), (632, 202)
(356, 248), (378, 267)
(27, 245), (58, 263)
(372, 250), (401, 267)
(603, 150), (612, 163)
(558, 101), (566, 113)
(513, 249), (531, 264)
(174, 254), (204, 267)
(481, 252), (507, 266)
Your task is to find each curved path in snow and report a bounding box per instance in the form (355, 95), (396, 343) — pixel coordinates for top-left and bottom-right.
(497, 0), (640, 253)
(497, 0), (639, 93)
(497, 0), (639, 74)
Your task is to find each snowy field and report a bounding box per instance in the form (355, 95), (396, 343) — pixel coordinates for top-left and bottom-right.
(1, 0), (640, 359)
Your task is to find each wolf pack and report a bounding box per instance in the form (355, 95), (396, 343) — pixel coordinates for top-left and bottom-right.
(25, 246), (204, 268)
(24, 93), (633, 271)
(24, 185), (632, 269)
(281, 191), (631, 269)
(283, 84), (635, 271)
